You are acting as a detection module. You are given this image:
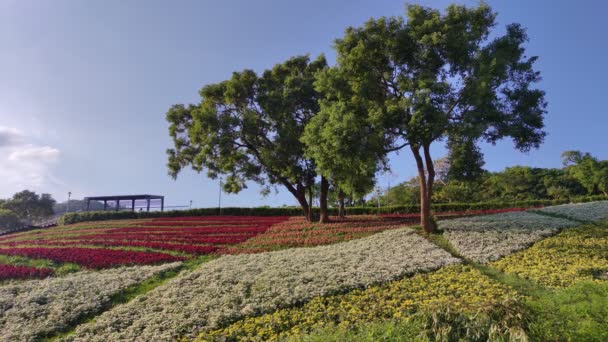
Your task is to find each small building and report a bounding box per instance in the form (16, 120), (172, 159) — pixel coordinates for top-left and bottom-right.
(84, 194), (164, 212)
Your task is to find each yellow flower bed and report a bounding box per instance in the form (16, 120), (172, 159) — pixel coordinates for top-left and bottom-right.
(195, 265), (517, 341)
(491, 224), (608, 288)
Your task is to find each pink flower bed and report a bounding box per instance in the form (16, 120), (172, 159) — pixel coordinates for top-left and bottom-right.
(0, 264), (54, 281)
(0, 247), (184, 268)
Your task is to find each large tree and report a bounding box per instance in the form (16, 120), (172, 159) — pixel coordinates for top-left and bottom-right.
(316, 3), (547, 233)
(302, 66), (385, 222)
(562, 151), (608, 196)
(167, 55), (327, 221)
(1, 190), (56, 224)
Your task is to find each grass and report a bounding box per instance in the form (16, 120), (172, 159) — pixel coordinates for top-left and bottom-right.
(291, 318), (427, 342)
(43, 255), (215, 342)
(526, 281), (608, 341)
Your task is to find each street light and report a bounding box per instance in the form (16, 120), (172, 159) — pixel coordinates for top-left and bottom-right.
(189, 200), (193, 210)
(67, 192), (72, 213)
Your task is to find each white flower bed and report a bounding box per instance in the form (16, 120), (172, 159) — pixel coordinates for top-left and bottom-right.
(441, 211), (577, 263)
(535, 200), (608, 222)
(63, 228), (459, 341)
(0, 262), (181, 341)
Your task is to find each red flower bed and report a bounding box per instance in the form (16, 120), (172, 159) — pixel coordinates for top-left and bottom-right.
(14, 240), (219, 255)
(56, 233), (258, 243)
(0, 264), (54, 280)
(0, 216), (291, 260)
(0, 247), (184, 268)
(110, 226), (269, 234)
(151, 216), (290, 222)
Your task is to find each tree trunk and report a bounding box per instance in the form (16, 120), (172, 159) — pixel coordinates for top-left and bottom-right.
(294, 191), (311, 222)
(338, 190), (346, 218)
(283, 181), (313, 222)
(308, 184), (314, 221)
(319, 176), (330, 223)
(411, 145), (438, 234)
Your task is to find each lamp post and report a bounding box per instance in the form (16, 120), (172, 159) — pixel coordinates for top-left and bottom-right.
(189, 200), (192, 210)
(67, 192), (72, 213)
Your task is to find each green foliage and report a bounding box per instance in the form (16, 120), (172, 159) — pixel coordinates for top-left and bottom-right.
(0, 209), (22, 232)
(526, 282), (608, 341)
(562, 150), (608, 196)
(166, 55), (327, 217)
(382, 158), (595, 205)
(1, 190), (56, 223)
(292, 318), (427, 342)
(292, 300), (528, 342)
(309, 2), (547, 232)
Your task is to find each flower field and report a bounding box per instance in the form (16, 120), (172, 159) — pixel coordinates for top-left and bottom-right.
(0, 216), (290, 273)
(491, 223), (608, 287)
(0, 263), (53, 281)
(0, 202), (606, 340)
(0, 262), (181, 341)
(535, 200), (608, 222)
(440, 211), (577, 262)
(196, 265), (519, 341)
(0, 214), (430, 276)
(62, 228), (458, 341)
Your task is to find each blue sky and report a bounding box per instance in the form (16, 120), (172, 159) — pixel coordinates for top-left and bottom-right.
(1, 0), (606, 208)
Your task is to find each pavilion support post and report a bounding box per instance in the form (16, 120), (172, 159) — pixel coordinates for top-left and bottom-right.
(146, 199), (150, 212)
(86, 199), (90, 211)
(103, 200), (107, 211)
(131, 199), (135, 211)
(116, 200), (120, 211)
(161, 197), (164, 212)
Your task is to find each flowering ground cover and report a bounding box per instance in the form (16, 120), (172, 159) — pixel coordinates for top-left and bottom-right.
(0, 247), (184, 269)
(0, 216), (291, 269)
(440, 211), (578, 263)
(534, 200), (608, 222)
(491, 223), (608, 287)
(226, 215), (419, 253)
(196, 265), (519, 341)
(62, 228), (458, 341)
(0, 262), (181, 341)
(0, 263), (54, 281)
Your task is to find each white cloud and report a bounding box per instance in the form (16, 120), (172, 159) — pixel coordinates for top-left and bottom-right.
(8, 145), (60, 162)
(0, 126), (62, 198)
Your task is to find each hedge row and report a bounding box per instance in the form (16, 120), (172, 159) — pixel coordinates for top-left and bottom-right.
(56, 195), (608, 226)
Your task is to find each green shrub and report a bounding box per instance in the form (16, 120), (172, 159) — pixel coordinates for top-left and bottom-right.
(57, 196), (608, 225)
(0, 209), (23, 233)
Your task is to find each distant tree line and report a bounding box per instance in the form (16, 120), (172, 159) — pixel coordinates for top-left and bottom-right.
(375, 151), (608, 205)
(0, 190), (56, 228)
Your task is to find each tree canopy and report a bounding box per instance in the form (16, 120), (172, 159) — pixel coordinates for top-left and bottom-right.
(311, 3), (547, 232)
(167, 55), (327, 220)
(1, 190), (56, 223)
(562, 151), (608, 196)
